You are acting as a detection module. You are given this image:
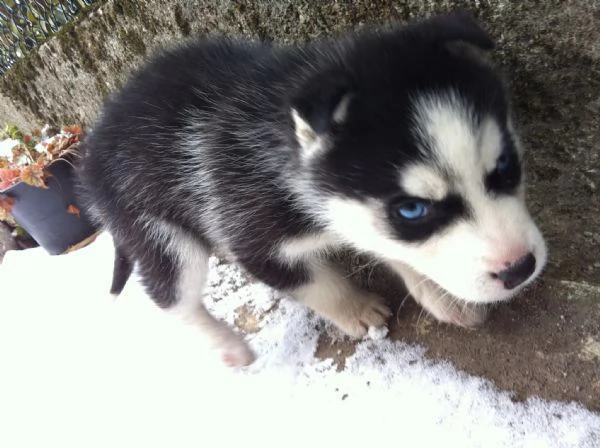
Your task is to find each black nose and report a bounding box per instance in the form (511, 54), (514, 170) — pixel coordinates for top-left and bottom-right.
(492, 253), (536, 290)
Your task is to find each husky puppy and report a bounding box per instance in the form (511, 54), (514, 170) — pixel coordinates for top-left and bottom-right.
(77, 12), (547, 367)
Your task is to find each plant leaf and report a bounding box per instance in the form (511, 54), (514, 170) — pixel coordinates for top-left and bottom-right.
(62, 124), (83, 137)
(11, 144), (27, 163)
(20, 164), (48, 188)
(0, 206), (15, 225)
(14, 225), (29, 237)
(2, 124), (23, 141)
(0, 195), (16, 224)
(0, 168), (21, 190)
(0, 195), (15, 213)
(66, 204), (81, 218)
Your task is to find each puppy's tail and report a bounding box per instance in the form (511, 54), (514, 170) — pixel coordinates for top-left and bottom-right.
(110, 245), (133, 296)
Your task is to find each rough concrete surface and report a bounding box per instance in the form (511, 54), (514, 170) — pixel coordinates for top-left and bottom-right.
(0, 1), (598, 411)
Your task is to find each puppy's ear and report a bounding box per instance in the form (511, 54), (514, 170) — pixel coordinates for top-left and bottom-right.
(290, 69), (354, 159)
(412, 10), (494, 51)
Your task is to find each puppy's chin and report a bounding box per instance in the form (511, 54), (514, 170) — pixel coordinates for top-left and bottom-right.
(475, 279), (544, 305)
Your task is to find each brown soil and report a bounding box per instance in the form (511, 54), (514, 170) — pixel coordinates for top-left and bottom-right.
(317, 272), (600, 411)
(388, 279), (600, 411)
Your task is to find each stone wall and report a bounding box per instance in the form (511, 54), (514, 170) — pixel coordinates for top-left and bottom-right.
(1, 1), (598, 130)
(1, 1), (599, 284)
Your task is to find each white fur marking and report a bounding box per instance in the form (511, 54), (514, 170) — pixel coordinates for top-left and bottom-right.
(292, 261), (390, 338)
(291, 108), (326, 160)
(400, 164), (449, 200)
(478, 117), (505, 171)
(278, 233), (339, 263)
(332, 93), (352, 124)
(144, 220), (255, 367)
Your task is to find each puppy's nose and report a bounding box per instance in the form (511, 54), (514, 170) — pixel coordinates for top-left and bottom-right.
(491, 252), (536, 290)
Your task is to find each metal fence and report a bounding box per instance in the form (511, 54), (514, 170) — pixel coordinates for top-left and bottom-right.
(0, 0), (97, 76)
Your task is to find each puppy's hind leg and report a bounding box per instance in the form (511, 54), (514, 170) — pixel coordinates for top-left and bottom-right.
(136, 225), (255, 367)
(110, 244), (134, 297)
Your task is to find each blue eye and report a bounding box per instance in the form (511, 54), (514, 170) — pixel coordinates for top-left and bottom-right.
(398, 201), (429, 220)
(496, 153), (511, 172)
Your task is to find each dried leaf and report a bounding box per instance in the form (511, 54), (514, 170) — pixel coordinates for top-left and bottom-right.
(36, 152), (50, 166)
(20, 164), (48, 188)
(45, 141), (55, 155)
(66, 204), (81, 218)
(11, 144), (26, 162)
(0, 206), (15, 224)
(0, 124), (85, 191)
(62, 124), (83, 137)
(55, 135), (70, 154)
(0, 195), (15, 212)
(0, 195), (16, 223)
(0, 168), (21, 190)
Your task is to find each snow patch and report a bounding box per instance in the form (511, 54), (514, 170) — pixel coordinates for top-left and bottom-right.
(0, 232), (598, 448)
(0, 138), (19, 158)
(367, 325), (389, 340)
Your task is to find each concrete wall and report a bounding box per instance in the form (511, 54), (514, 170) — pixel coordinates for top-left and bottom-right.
(0, 1), (598, 130)
(1, 2), (599, 285)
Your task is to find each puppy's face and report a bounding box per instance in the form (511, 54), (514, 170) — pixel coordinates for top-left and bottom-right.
(291, 14), (547, 303)
(318, 91), (547, 303)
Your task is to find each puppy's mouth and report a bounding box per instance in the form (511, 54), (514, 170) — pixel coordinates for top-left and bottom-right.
(429, 272), (537, 306)
(427, 276), (543, 328)
(408, 278), (492, 328)
(451, 252), (545, 305)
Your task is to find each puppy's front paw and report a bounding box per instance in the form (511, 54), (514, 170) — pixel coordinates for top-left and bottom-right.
(333, 292), (392, 339)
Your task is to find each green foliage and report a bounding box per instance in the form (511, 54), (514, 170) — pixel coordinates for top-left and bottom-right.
(0, 124), (23, 141)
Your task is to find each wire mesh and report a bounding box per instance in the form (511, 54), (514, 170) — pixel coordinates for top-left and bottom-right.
(0, 0), (96, 76)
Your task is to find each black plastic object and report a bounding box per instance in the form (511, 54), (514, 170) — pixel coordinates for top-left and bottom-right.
(1, 158), (98, 255)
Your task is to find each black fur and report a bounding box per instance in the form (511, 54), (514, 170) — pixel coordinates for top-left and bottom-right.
(110, 245), (133, 296)
(387, 195), (469, 242)
(77, 12), (508, 303)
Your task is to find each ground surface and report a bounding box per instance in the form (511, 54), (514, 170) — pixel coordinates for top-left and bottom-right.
(317, 264), (600, 411)
(1, 235), (599, 448)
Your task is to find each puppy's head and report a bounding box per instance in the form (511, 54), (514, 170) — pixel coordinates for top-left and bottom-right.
(290, 12), (547, 303)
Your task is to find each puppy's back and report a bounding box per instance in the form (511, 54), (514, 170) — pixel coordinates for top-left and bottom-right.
(77, 38), (291, 234)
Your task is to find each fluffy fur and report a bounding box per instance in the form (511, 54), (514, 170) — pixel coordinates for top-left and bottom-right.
(77, 12), (547, 366)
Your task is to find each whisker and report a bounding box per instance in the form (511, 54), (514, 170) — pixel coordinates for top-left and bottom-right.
(415, 306), (426, 333)
(396, 276), (431, 324)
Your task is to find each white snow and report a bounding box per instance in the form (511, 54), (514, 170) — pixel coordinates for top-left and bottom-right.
(0, 138), (19, 158)
(366, 324), (389, 340)
(0, 232), (598, 448)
